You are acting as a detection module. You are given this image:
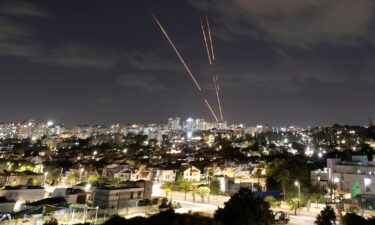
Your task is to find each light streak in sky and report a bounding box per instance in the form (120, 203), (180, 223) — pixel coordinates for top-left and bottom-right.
(151, 12), (218, 122)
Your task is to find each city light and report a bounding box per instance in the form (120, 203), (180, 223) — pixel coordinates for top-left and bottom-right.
(85, 183), (92, 191)
(47, 121), (53, 127)
(364, 178), (371, 186)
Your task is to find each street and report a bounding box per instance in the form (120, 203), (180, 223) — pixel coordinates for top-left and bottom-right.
(173, 199), (315, 225)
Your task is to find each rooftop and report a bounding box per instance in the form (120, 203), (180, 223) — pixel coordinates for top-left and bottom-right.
(1, 185), (44, 190)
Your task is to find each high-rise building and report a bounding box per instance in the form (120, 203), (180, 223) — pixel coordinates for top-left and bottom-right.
(195, 119), (206, 131)
(183, 118), (195, 132)
(168, 117), (181, 131)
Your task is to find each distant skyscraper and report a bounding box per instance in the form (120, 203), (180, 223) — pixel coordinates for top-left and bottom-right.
(168, 117), (180, 131)
(195, 119), (205, 131)
(183, 118), (195, 132)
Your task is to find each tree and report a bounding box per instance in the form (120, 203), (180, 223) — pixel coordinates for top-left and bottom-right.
(340, 212), (365, 225)
(162, 182), (173, 200)
(191, 185), (197, 202)
(172, 176), (192, 200)
(103, 215), (127, 225)
(214, 188), (274, 225)
(43, 218), (58, 225)
(287, 197), (299, 215)
(310, 192), (323, 212)
(197, 186), (210, 203)
(315, 206), (336, 225)
(66, 173), (78, 185)
(264, 196), (279, 208)
(327, 181), (338, 202)
(253, 169), (262, 185)
(276, 169), (290, 200)
(102, 209), (215, 225)
(354, 194), (363, 216)
(181, 180), (192, 200)
(266, 157), (311, 192)
(366, 217), (375, 225)
(209, 178), (220, 195)
(87, 175), (118, 185)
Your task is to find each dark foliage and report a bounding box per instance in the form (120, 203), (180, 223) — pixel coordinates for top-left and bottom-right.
(103, 209), (215, 225)
(214, 188), (274, 225)
(314, 206), (336, 225)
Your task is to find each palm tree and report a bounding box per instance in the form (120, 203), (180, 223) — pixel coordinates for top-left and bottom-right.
(66, 173), (78, 185)
(162, 182), (173, 200)
(354, 194), (363, 217)
(191, 185), (197, 202)
(276, 169), (290, 200)
(327, 181), (338, 202)
(310, 192), (323, 212)
(181, 180), (192, 200)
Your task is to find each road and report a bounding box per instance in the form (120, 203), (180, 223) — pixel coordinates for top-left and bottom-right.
(173, 199), (315, 225)
(289, 215), (315, 225)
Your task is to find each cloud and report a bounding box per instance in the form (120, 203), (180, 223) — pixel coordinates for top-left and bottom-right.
(116, 51), (185, 91)
(0, 2), (118, 69)
(0, 1), (50, 18)
(192, 0), (375, 47)
(124, 51), (182, 72)
(215, 50), (363, 93)
(117, 73), (167, 92)
(32, 44), (119, 69)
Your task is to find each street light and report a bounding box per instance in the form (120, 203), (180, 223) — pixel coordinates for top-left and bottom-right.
(85, 183), (92, 191)
(294, 181), (301, 215)
(94, 206), (99, 225)
(47, 121), (53, 127)
(44, 172), (48, 186)
(333, 177), (340, 202)
(79, 168), (84, 183)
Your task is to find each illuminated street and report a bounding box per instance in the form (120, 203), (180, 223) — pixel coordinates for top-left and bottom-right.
(174, 199), (316, 225)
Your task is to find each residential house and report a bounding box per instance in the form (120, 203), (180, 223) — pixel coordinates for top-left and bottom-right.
(180, 164), (201, 181)
(311, 156), (375, 199)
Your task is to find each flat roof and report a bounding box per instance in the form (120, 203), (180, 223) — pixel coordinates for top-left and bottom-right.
(95, 185), (142, 190)
(1, 185), (44, 190)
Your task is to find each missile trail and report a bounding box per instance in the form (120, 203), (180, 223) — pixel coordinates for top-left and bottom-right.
(202, 14), (224, 121)
(215, 75), (224, 121)
(206, 15), (215, 61)
(151, 13), (218, 122)
(152, 13), (202, 91)
(216, 75), (220, 91)
(204, 98), (218, 122)
(201, 21), (212, 65)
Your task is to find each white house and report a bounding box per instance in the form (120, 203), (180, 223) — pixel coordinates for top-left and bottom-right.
(181, 164), (201, 181)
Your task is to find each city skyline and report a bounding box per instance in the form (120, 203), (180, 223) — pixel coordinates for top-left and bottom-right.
(1, 0), (375, 126)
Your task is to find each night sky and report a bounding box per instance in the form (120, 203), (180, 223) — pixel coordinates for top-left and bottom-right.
(1, 0), (375, 126)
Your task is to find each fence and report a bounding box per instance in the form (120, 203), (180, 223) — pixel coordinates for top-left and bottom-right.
(0, 205), (159, 225)
(164, 191), (230, 204)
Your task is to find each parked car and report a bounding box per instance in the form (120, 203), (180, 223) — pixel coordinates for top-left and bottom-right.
(274, 211), (290, 224)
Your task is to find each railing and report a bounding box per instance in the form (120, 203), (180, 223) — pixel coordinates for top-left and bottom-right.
(0, 205), (160, 225)
(161, 190), (230, 204)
